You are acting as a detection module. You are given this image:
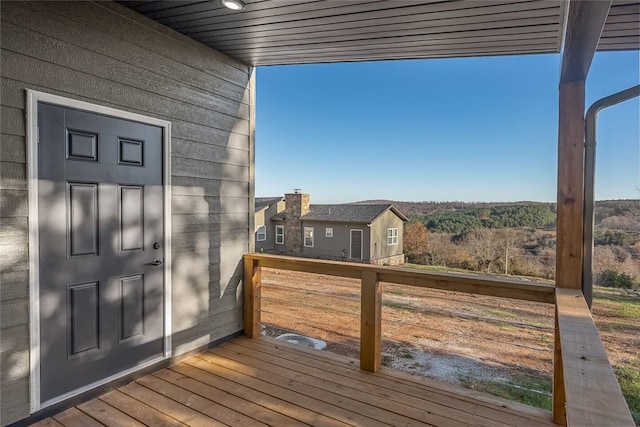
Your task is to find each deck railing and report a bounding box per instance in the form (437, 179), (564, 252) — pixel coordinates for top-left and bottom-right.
(243, 253), (634, 427)
(554, 288), (634, 426)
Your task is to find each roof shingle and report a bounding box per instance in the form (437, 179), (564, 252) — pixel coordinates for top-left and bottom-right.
(272, 203), (407, 224)
(255, 197), (283, 211)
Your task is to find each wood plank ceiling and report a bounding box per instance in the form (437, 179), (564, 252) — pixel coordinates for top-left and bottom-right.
(120, 0), (639, 66)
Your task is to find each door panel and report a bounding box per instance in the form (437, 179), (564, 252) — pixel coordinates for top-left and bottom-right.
(119, 138), (144, 166)
(120, 274), (145, 341)
(120, 185), (144, 251)
(68, 282), (99, 356)
(68, 183), (100, 257)
(67, 130), (98, 161)
(38, 103), (165, 403)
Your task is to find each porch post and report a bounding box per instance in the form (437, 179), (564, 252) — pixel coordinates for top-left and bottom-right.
(360, 270), (381, 372)
(553, 2), (611, 423)
(243, 257), (262, 338)
(556, 80), (586, 293)
(554, 80), (586, 425)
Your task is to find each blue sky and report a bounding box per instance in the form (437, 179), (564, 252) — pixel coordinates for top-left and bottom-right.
(255, 51), (639, 204)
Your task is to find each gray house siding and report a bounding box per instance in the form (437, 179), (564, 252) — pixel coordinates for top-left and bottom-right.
(0, 1), (251, 424)
(301, 221), (372, 261)
(255, 208), (268, 250)
(370, 210), (405, 260)
(255, 200), (284, 252)
(271, 219), (287, 253)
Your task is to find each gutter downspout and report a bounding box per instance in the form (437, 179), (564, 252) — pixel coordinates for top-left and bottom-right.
(583, 84), (640, 309)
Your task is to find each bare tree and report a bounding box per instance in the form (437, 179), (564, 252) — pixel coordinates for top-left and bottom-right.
(403, 222), (429, 264)
(426, 233), (457, 267)
(465, 228), (527, 274)
(465, 228), (501, 273)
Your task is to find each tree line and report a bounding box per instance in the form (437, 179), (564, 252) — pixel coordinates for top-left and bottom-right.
(416, 204), (557, 234)
(402, 201), (639, 288)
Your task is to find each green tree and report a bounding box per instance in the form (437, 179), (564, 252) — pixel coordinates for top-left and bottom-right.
(596, 270), (638, 289)
(594, 229), (636, 246)
(426, 211), (481, 234)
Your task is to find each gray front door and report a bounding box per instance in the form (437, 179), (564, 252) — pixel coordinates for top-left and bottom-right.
(351, 230), (363, 260)
(38, 104), (165, 403)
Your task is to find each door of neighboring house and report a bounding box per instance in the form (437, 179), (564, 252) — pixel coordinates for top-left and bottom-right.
(350, 229), (363, 260)
(37, 103), (165, 404)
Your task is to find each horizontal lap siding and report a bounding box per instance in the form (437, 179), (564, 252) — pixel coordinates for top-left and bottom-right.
(0, 1), (251, 424)
(302, 221), (371, 261)
(370, 210), (405, 260)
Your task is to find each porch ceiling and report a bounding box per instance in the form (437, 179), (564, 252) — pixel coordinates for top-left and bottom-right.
(119, 0), (639, 67)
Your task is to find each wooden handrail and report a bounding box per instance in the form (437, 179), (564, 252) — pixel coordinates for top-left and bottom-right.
(244, 253), (555, 304)
(243, 253), (553, 374)
(243, 254), (634, 425)
(555, 288), (634, 426)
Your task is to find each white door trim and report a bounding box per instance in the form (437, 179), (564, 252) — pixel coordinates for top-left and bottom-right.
(350, 229), (363, 260)
(26, 90), (172, 412)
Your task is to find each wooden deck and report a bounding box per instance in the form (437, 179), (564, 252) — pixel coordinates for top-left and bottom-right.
(33, 336), (557, 427)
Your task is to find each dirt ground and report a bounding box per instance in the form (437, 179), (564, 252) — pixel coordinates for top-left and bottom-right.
(259, 268), (639, 403)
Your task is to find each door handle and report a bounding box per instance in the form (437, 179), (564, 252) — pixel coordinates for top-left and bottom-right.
(147, 259), (163, 266)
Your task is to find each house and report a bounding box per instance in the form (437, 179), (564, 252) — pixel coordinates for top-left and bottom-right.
(261, 191), (407, 265)
(0, 1), (637, 426)
(254, 196), (285, 253)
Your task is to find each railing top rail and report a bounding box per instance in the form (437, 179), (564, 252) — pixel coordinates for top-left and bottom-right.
(555, 288), (635, 427)
(244, 253), (555, 304)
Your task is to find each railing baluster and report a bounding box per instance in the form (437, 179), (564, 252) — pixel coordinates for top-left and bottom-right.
(360, 270), (381, 372)
(243, 258), (261, 338)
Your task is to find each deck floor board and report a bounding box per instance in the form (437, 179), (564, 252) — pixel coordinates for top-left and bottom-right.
(244, 336), (556, 425)
(33, 336), (557, 427)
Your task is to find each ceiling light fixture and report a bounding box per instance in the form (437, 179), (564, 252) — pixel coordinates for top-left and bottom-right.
(221, 0), (246, 11)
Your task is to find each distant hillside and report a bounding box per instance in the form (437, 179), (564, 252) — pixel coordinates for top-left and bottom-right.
(354, 199), (639, 232)
(353, 200), (555, 216)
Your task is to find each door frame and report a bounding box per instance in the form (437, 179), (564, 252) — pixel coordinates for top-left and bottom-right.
(350, 229), (363, 260)
(26, 90), (172, 412)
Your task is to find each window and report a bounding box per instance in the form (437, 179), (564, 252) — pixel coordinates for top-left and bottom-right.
(325, 227), (333, 237)
(256, 225), (266, 241)
(275, 225), (284, 245)
(304, 227), (314, 247)
(387, 228), (398, 245)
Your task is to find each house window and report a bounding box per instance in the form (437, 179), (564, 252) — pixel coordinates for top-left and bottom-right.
(275, 225), (284, 245)
(325, 227), (333, 237)
(256, 225), (266, 241)
(304, 227), (314, 247)
(387, 228), (398, 245)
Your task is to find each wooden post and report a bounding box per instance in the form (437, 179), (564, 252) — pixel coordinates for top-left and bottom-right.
(248, 68), (256, 254)
(554, 2), (611, 423)
(243, 257), (261, 338)
(360, 270), (381, 372)
(554, 80), (586, 425)
(556, 80), (586, 291)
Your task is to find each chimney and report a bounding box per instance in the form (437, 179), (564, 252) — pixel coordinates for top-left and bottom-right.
(284, 190), (310, 255)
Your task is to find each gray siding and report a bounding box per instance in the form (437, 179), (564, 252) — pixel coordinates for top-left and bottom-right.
(255, 208), (268, 249)
(370, 210), (405, 259)
(0, 1), (251, 424)
(301, 221), (372, 261)
(255, 200), (284, 252)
